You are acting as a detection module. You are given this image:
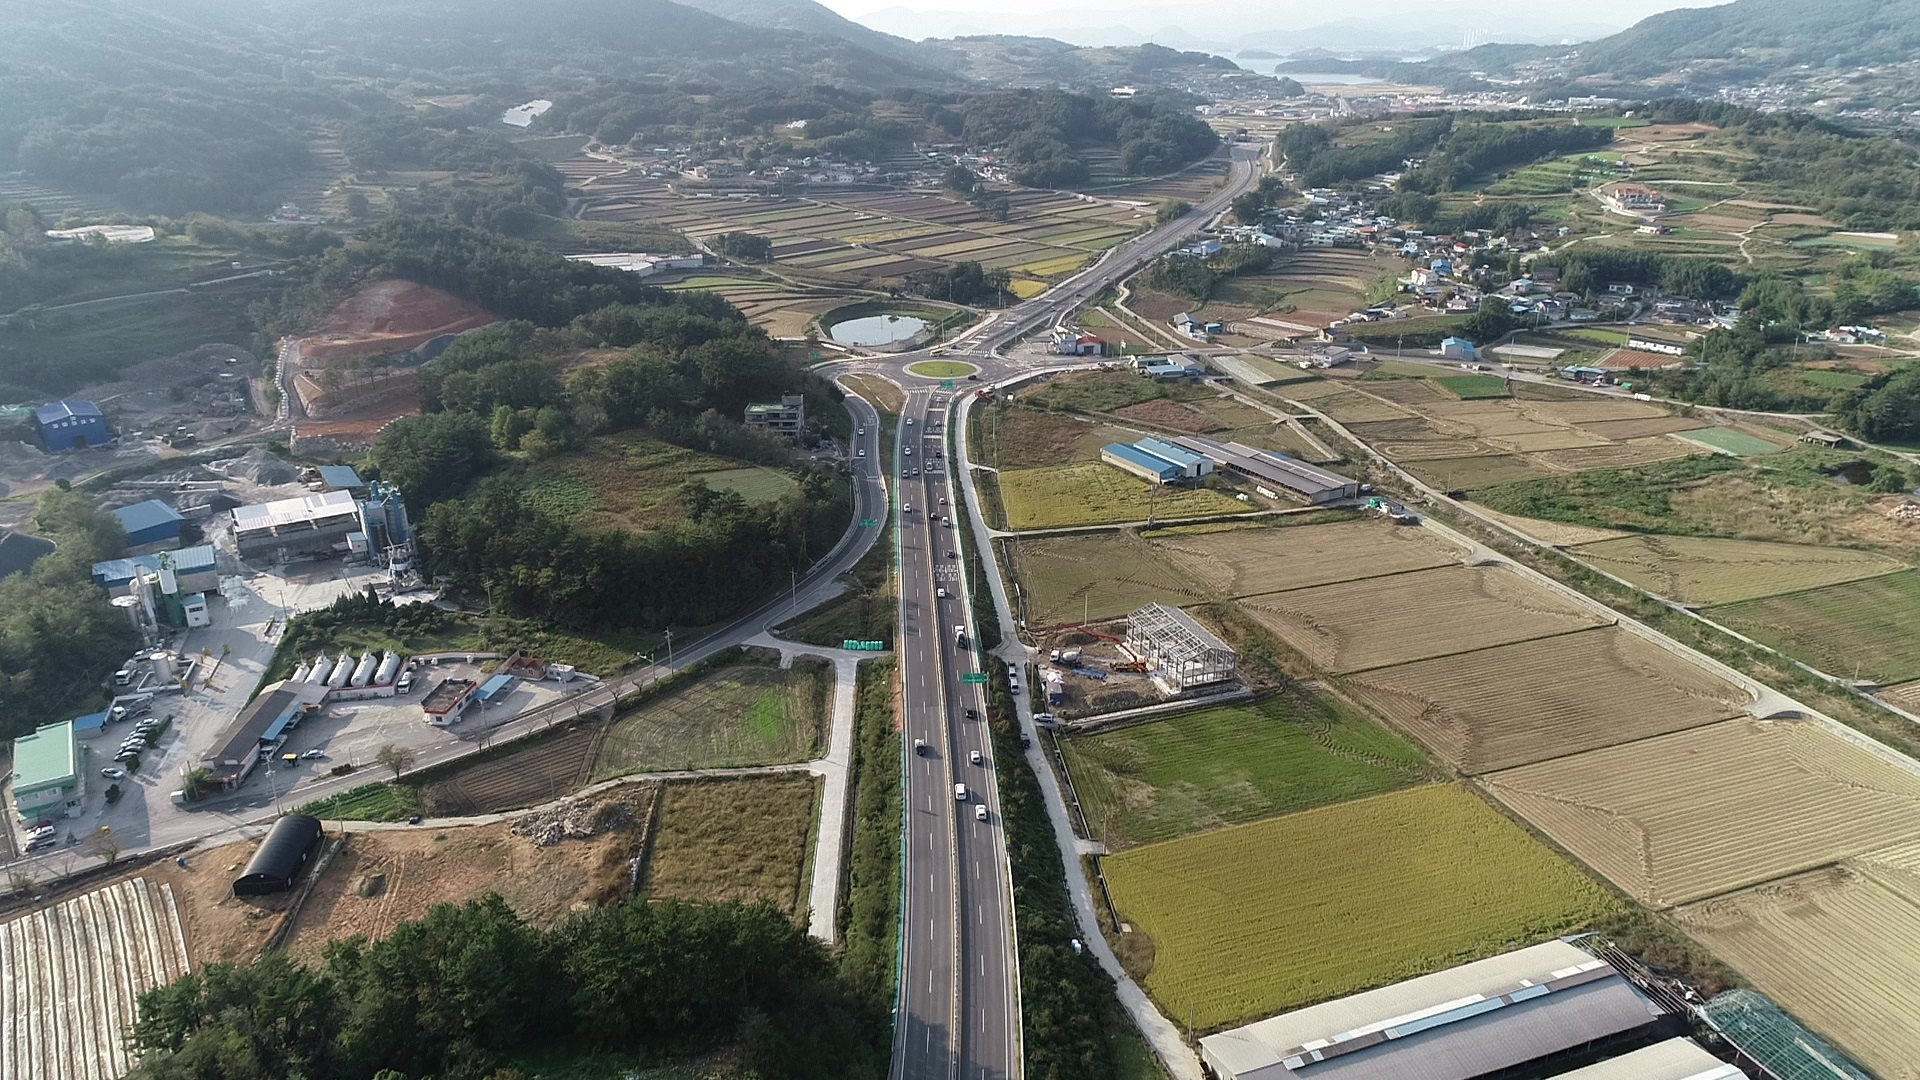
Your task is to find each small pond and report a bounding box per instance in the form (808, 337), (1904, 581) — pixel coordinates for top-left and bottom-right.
(828, 313), (930, 346)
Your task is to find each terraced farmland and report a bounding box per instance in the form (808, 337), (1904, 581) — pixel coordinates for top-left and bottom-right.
(1241, 565), (1607, 673)
(1569, 535), (1908, 605)
(1707, 571), (1920, 684)
(1060, 694), (1437, 848)
(1102, 785), (1619, 1030)
(995, 462), (1254, 530)
(1673, 854), (1920, 1080)
(1342, 626), (1748, 774)
(1009, 532), (1210, 626)
(1405, 453), (1555, 491)
(1482, 718), (1920, 907)
(2, 878), (192, 1080)
(1152, 519), (1463, 598)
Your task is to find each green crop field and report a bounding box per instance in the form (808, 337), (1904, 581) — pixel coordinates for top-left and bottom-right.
(996, 462), (1255, 530)
(1061, 694), (1437, 848)
(522, 432), (757, 531)
(1560, 328), (1631, 346)
(593, 660), (828, 779)
(1681, 428), (1787, 456)
(1799, 369), (1871, 390)
(1435, 375), (1512, 399)
(694, 466), (799, 503)
(298, 782), (425, 822)
(1103, 785), (1619, 1030)
(1707, 571), (1920, 684)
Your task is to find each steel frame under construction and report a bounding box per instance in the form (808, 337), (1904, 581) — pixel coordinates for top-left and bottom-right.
(1124, 603), (1237, 691)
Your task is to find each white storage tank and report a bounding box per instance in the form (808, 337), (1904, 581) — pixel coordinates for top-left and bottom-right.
(150, 651), (176, 682)
(292, 661), (312, 683)
(350, 651), (378, 687)
(327, 651), (353, 688)
(375, 652), (402, 686)
(307, 654), (334, 684)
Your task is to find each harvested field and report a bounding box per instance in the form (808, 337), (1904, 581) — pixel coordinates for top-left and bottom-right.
(1486, 429), (1611, 453)
(838, 372), (905, 414)
(1520, 399), (1669, 423)
(1883, 680), (1920, 713)
(1405, 453), (1553, 490)
(1103, 785), (1619, 1031)
(1467, 505), (1628, 547)
(1345, 626), (1748, 774)
(1274, 379), (1345, 401)
(1357, 379), (1451, 405)
(1569, 535), (1909, 605)
(996, 462), (1254, 530)
(1531, 438), (1699, 471)
(592, 661), (825, 779)
(1567, 409), (1694, 436)
(1707, 571), (1920, 684)
(1241, 565), (1607, 673)
(1009, 531), (1210, 626)
(1152, 518), (1461, 598)
(1673, 855), (1920, 1080)
(1113, 398), (1220, 432)
(421, 721), (604, 815)
(1311, 391), (1412, 424)
(1060, 693), (1437, 848)
(285, 788), (656, 962)
(644, 774), (820, 919)
(1483, 717), (1920, 907)
(2, 877), (192, 1080)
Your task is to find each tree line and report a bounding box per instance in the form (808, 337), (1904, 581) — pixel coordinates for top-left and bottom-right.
(0, 487), (140, 740)
(956, 89), (1220, 189)
(127, 894), (886, 1080)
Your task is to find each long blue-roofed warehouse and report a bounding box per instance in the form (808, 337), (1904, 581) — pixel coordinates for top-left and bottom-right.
(1101, 442), (1182, 484)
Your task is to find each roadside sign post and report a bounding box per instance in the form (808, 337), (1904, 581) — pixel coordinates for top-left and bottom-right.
(962, 673), (987, 685)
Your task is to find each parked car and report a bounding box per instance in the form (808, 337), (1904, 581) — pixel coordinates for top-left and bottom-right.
(301, 749), (327, 760)
(100, 767), (125, 780)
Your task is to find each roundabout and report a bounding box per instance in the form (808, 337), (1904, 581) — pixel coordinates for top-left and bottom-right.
(905, 358), (981, 379)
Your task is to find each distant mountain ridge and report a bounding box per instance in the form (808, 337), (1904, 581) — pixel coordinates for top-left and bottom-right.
(1568, 0), (1920, 78)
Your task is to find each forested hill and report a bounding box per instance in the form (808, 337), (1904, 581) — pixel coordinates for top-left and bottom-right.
(671, 0), (957, 72)
(1569, 0), (1920, 79)
(0, 0), (950, 213)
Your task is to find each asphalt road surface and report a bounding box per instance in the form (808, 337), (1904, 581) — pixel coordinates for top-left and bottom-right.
(886, 142), (1264, 1080)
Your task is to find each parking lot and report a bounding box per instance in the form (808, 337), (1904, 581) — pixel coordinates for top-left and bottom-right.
(11, 559), (575, 871)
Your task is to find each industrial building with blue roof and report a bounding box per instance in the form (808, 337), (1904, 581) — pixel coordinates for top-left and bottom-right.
(92, 544), (219, 593)
(112, 499), (186, 551)
(1101, 443), (1184, 484)
(33, 400), (110, 452)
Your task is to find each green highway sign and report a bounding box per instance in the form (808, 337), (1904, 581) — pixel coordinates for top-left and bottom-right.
(841, 640), (888, 651)
(962, 673), (987, 685)
(940, 380), (955, 390)
(859, 518), (877, 527)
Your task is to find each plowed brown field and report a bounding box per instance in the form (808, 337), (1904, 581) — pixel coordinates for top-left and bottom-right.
(1483, 718), (1920, 907)
(1152, 519), (1462, 598)
(1342, 626), (1747, 774)
(1240, 565), (1606, 673)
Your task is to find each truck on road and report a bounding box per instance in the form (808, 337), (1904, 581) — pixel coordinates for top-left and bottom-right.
(954, 625), (968, 647)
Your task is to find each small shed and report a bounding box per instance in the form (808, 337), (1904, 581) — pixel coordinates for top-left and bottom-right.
(476, 673), (518, 704)
(1439, 337), (1479, 360)
(232, 814), (324, 896)
(315, 465), (367, 493)
(112, 500), (186, 551)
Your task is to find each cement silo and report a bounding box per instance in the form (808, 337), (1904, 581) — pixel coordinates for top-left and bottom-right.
(350, 651), (378, 687)
(375, 652), (402, 686)
(327, 651), (353, 689)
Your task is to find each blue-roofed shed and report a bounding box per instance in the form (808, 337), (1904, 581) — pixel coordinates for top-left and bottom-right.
(33, 400), (110, 452)
(1100, 443), (1182, 485)
(113, 500), (186, 550)
(1134, 438), (1214, 479)
(477, 673), (518, 704)
(315, 465), (367, 492)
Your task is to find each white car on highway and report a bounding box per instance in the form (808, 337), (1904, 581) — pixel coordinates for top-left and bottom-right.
(974, 804), (988, 822)
(954, 783), (968, 802)
(969, 749), (982, 766)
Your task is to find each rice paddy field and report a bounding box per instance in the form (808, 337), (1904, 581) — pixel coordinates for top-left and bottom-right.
(1706, 571), (1920, 685)
(1568, 535), (1909, 606)
(1102, 785), (1619, 1030)
(1006, 531), (1211, 625)
(1673, 853), (1920, 1080)
(570, 173), (1151, 288)
(994, 462), (1254, 530)
(1482, 717), (1920, 908)
(1342, 626), (1749, 775)
(659, 274), (849, 337)
(1239, 565), (1607, 673)
(1151, 518), (1463, 598)
(1060, 694), (1438, 849)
